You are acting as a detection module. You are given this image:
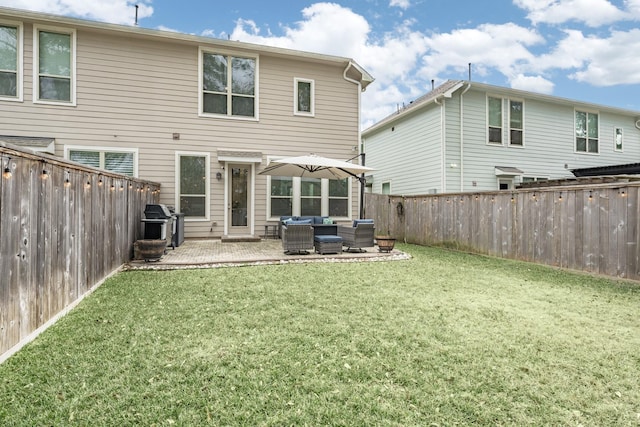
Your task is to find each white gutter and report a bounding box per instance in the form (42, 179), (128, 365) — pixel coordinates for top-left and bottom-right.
(343, 61), (365, 218)
(434, 96), (446, 191)
(459, 82), (471, 192)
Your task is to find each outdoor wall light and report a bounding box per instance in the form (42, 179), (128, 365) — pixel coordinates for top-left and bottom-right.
(216, 171), (222, 180)
(2, 156), (11, 179)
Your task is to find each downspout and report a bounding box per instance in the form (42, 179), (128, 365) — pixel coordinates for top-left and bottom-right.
(459, 82), (471, 192)
(434, 95), (446, 192)
(343, 62), (366, 219)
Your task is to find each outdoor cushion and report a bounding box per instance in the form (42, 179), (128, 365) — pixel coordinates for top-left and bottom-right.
(353, 218), (374, 227)
(314, 235), (343, 243)
(289, 219), (313, 225)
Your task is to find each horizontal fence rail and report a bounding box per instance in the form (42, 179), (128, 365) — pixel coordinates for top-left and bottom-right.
(365, 184), (640, 280)
(1, 144), (159, 360)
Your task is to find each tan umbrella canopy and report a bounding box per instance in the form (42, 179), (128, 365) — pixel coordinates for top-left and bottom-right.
(259, 154), (374, 180)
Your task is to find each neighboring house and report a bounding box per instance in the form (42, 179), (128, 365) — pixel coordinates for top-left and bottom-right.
(362, 80), (640, 195)
(0, 7), (373, 238)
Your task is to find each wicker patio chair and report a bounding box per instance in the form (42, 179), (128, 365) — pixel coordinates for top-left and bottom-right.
(338, 220), (375, 252)
(281, 223), (314, 254)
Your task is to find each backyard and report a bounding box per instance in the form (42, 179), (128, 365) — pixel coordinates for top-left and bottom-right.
(0, 244), (639, 425)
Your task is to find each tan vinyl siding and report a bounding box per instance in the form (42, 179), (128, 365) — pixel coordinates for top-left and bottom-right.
(0, 14), (364, 238)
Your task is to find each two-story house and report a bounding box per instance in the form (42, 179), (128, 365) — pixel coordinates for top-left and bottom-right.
(0, 7), (373, 239)
(362, 80), (640, 195)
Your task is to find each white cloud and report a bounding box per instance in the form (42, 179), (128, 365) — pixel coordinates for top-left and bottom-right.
(420, 23), (544, 81)
(514, 0), (627, 26)
(389, 0), (411, 9)
(510, 74), (555, 93)
(569, 29), (640, 85)
(0, 0), (153, 25)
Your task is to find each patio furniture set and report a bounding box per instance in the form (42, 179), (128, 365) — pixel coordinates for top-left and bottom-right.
(279, 216), (376, 255)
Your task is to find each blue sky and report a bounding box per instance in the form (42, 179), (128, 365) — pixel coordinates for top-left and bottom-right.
(3, 0), (640, 128)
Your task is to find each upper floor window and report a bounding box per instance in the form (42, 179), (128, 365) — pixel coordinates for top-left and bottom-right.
(487, 96), (502, 144)
(615, 127), (623, 151)
(294, 78), (314, 116)
(0, 22), (22, 101)
(575, 110), (598, 153)
(34, 26), (76, 105)
(509, 100), (523, 146)
(200, 49), (257, 119)
(66, 147), (138, 177)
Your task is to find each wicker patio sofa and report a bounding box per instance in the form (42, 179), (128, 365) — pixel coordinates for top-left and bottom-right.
(281, 222), (314, 254)
(338, 219), (375, 252)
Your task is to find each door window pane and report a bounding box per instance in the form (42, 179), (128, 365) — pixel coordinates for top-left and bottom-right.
(231, 167), (248, 226)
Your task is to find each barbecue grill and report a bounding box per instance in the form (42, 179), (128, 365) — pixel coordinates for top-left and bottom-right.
(142, 204), (174, 248)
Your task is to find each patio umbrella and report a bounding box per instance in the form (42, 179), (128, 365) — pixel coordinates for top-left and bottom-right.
(258, 154), (374, 180)
(259, 154), (374, 219)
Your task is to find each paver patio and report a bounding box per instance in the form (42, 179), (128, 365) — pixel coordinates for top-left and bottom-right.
(126, 238), (410, 270)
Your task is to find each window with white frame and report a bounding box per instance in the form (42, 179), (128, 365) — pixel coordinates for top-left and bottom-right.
(615, 127), (623, 151)
(575, 110), (598, 153)
(487, 96), (503, 144)
(381, 182), (391, 195)
(177, 153), (209, 219)
(200, 49), (257, 118)
(67, 147), (137, 177)
(270, 176), (293, 217)
(0, 22), (22, 100)
(294, 78), (314, 116)
(328, 179), (349, 217)
(509, 99), (523, 146)
(266, 175), (352, 219)
(301, 177), (322, 216)
(34, 26), (76, 104)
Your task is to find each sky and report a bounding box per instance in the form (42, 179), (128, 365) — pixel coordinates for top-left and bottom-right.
(2, 0), (640, 128)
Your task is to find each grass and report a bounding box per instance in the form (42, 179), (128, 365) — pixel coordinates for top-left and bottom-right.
(1, 244), (639, 426)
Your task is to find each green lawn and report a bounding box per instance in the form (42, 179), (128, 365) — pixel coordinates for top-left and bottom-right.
(1, 245), (639, 426)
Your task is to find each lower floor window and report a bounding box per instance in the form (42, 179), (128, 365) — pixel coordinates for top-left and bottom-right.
(268, 176), (351, 218)
(67, 147), (137, 176)
(177, 152), (209, 219)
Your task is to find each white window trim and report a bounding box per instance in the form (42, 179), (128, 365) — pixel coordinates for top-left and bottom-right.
(614, 127), (623, 152)
(175, 151), (211, 222)
(197, 46), (259, 121)
(574, 108), (600, 155)
(33, 24), (77, 106)
(64, 145), (138, 177)
(487, 95), (504, 146)
(293, 77), (315, 117)
(0, 19), (23, 102)
(508, 98), (525, 147)
(264, 157), (352, 221)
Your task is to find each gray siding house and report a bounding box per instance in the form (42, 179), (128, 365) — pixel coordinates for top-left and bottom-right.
(0, 7), (373, 239)
(362, 80), (640, 195)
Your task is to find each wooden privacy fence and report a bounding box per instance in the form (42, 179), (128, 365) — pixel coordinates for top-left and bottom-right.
(1, 144), (159, 361)
(365, 183), (640, 280)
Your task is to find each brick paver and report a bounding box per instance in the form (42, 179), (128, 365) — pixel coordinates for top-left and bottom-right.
(127, 239), (409, 270)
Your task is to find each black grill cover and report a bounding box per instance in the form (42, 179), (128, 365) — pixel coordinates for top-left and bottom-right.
(144, 204), (172, 219)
